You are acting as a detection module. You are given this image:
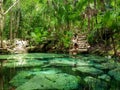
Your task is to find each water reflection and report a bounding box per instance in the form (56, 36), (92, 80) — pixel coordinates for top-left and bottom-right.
(0, 74), (3, 90)
(0, 60), (4, 90)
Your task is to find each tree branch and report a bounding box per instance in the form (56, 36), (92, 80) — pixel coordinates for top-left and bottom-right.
(4, 0), (19, 15)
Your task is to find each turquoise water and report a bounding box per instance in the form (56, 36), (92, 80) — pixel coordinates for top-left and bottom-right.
(0, 53), (120, 90)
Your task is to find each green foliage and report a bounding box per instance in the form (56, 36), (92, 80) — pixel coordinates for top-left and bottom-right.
(60, 31), (73, 48)
(31, 28), (48, 45)
(2, 0), (120, 53)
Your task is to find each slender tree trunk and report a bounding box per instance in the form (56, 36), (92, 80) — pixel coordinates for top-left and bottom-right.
(111, 36), (117, 56)
(88, 16), (90, 32)
(13, 12), (15, 40)
(14, 0), (20, 39)
(0, 0), (4, 48)
(74, 0), (78, 7)
(10, 11), (13, 42)
(100, 0), (106, 11)
(94, 0), (97, 24)
(87, 6), (91, 32)
(16, 10), (20, 38)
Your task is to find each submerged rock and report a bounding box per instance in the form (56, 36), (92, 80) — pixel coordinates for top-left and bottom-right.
(49, 57), (95, 67)
(72, 66), (103, 76)
(98, 74), (111, 82)
(76, 60), (94, 67)
(10, 71), (33, 87)
(49, 59), (76, 67)
(3, 59), (44, 68)
(10, 69), (61, 87)
(84, 76), (108, 90)
(16, 73), (79, 90)
(94, 62), (117, 70)
(1, 53), (120, 90)
(81, 54), (108, 63)
(108, 68), (120, 81)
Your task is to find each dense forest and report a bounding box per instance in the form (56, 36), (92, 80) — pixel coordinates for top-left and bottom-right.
(0, 0), (120, 55)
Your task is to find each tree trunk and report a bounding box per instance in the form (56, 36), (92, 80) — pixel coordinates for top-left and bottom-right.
(100, 0), (106, 11)
(87, 1), (91, 32)
(10, 11), (13, 42)
(0, 0), (4, 48)
(94, 0), (97, 24)
(88, 15), (90, 32)
(111, 36), (117, 56)
(14, 0), (20, 39)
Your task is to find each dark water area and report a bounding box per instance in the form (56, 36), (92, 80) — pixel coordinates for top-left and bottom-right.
(0, 53), (120, 90)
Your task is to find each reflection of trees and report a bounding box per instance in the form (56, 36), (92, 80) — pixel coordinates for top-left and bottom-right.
(0, 73), (4, 90)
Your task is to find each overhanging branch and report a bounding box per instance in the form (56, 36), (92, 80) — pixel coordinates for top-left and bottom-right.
(4, 0), (19, 15)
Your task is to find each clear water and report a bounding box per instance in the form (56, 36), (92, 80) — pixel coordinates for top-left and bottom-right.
(0, 53), (120, 90)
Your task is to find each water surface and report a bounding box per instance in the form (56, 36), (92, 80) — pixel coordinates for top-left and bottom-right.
(0, 53), (120, 90)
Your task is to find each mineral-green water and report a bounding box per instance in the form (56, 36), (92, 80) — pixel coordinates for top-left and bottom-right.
(0, 53), (120, 90)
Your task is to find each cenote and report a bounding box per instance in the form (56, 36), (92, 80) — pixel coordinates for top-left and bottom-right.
(1, 0), (120, 90)
(0, 53), (120, 90)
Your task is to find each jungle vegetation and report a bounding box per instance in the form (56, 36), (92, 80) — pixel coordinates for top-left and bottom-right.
(0, 0), (120, 55)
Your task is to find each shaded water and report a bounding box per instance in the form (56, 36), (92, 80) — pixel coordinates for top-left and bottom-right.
(0, 53), (120, 90)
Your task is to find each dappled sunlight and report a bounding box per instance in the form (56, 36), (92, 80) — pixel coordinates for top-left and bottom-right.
(13, 39), (28, 54)
(15, 56), (26, 66)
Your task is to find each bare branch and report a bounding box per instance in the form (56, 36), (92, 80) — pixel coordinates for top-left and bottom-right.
(4, 0), (19, 15)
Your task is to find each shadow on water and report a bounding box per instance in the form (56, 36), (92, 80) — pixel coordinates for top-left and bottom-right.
(0, 68), (4, 90)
